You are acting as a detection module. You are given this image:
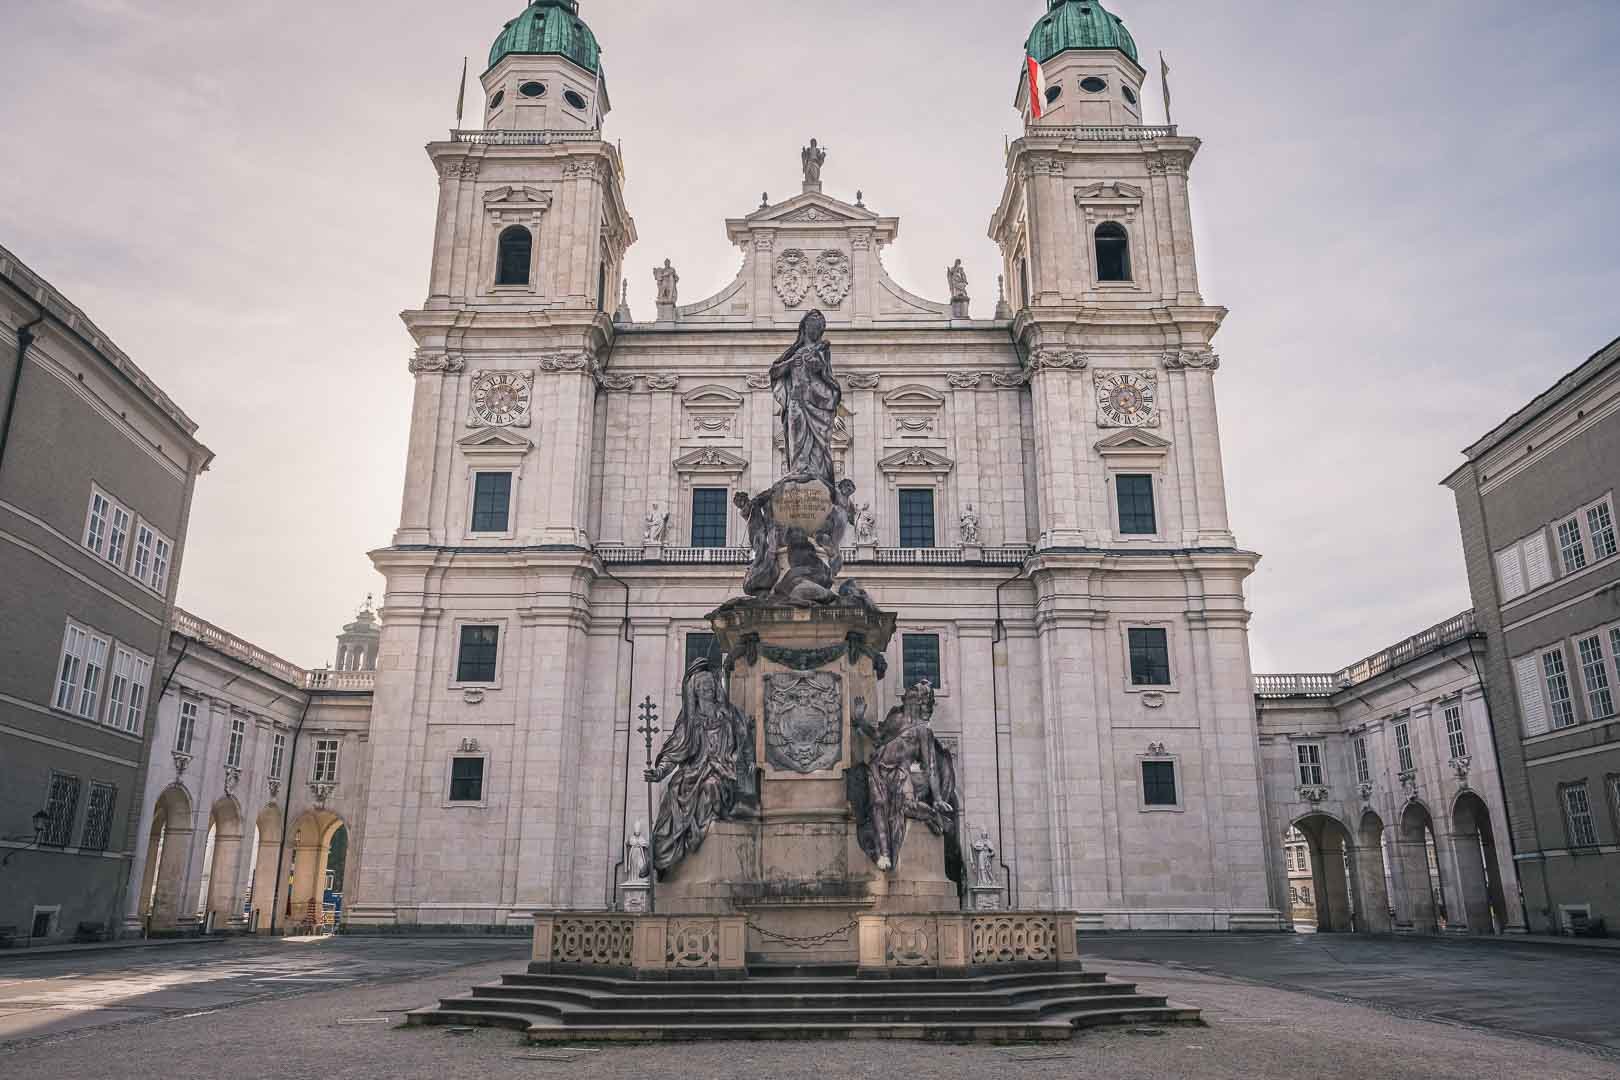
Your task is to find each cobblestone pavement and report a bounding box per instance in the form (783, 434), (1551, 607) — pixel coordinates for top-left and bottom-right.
(1078, 932), (1620, 1053)
(3, 939), (1619, 1080)
(0, 935), (526, 1051)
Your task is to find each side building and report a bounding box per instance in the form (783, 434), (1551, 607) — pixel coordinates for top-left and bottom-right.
(1445, 336), (1620, 936)
(0, 242), (212, 944)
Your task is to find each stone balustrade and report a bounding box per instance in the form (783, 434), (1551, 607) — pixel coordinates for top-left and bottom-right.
(531, 913), (747, 978)
(451, 129), (602, 146)
(856, 911), (1080, 973)
(171, 609), (377, 693)
(1027, 124), (1178, 141)
(1255, 610), (1479, 698)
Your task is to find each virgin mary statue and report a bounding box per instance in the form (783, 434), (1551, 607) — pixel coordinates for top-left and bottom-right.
(769, 309), (841, 485)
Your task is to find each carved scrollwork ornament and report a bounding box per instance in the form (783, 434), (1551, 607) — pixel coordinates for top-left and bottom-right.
(596, 373), (636, 392)
(645, 374), (680, 392)
(1027, 350), (1089, 375)
(745, 373), (772, 391)
(409, 350), (467, 375)
(1162, 350), (1221, 372)
(946, 373), (983, 390)
(537, 351), (594, 374)
(991, 370), (1030, 389)
(844, 373), (880, 390)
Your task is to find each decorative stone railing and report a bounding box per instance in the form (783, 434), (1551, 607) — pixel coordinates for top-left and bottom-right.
(531, 913), (746, 977)
(172, 609), (308, 688)
(659, 546), (752, 565)
(595, 545), (1034, 568)
(450, 129), (602, 146)
(856, 911), (1080, 973)
(874, 547), (967, 565)
(304, 670), (377, 692)
(1026, 124), (1178, 141)
(1255, 610), (1479, 699)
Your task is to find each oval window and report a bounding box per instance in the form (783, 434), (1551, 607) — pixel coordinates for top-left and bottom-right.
(563, 89), (588, 110)
(489, 90), (505, 109)
(1044, 85), (1063, 106)
(519, 81), (546, 98)
(1122, 85), (1139, 105)
(1080, 76), (1107, 94)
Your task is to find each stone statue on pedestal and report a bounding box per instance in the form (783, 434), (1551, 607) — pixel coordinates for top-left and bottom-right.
(801, 139), (827, 187)
(643, 504), (669, 544)
(854, 503), (877, 545)
(849, 680), (959, 872)
(770, 309), (841, 485)
(645, 658), (757, 874)
(960, 504), (980, 546)
(653, 259), (680, 306)
(628, 820), (650, 880)
(971, 827), (997, 887)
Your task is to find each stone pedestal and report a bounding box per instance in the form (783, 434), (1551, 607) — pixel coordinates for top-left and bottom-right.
(969, 885), (1005, 911)
(617, 881), (650, 913)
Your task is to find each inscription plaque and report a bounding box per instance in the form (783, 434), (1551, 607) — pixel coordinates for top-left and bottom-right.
(773, 478), (835, 534)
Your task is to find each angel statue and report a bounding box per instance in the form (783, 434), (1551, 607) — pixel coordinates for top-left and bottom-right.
(801, 138), (827, 185)
(769, 309), (842, 486)
(644, 657), (757, 874)
(849, 680), (959, 872)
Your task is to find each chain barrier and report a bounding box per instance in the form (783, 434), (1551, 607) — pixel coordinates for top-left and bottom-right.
(744, 916), (860, 950)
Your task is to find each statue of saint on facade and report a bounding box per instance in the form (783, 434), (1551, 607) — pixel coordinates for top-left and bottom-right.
(643, 503), (669, 543)
(849, 680), (959, 872)
(946, 259), (971, 304)
(854, 502), (877, 545)
(971, 826), (997, 887)
(960, 503), (980, 545)
(770, 309), (841, 485)
(653, 259), (679, 306)
(645, 658), (757, 874)
(801, 138), (827, 185)
(627, 820), (650, 880)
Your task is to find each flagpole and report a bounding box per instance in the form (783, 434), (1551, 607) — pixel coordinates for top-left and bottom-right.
(1159, 51), (1173, 128)
(455, 56), (468, 130)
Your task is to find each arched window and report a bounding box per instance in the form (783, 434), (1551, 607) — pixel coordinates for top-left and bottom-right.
(1095, 222), (1131, 282)
(496, 226), (533, 286)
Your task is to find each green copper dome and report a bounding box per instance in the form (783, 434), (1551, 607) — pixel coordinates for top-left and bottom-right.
(488, 0), (601, 75)
(1025, 0), (1139, 66)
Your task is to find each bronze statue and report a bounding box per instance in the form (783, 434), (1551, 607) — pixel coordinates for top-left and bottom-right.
(770, 310), (841, 485)
(645, 658), (756, 873)
(850, 680), (959, 872)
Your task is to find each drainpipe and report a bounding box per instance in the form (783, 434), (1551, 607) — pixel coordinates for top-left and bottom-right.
(268, 694), (314, 935)
(993, 562), (1027, 907)
(0, 309), (46, 478)
(596, 557), (636, 902)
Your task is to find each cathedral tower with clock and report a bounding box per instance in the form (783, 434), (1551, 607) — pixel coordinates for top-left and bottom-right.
(344, 0), (1282, 933)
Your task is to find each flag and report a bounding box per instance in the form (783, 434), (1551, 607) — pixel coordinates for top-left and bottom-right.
(1160, 51), (1173, 126)
(455, 56), (469, 129)
(1026, 55), (1048, 121)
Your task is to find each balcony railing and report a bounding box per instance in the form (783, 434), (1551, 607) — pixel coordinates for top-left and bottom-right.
(1255, 610), (1479, 699)
(450, 129), (601, 145)
(1026, 124), (1177, 141)
(171, 609), (376, 693)
(596, 545), (1033, 567)
(304, 670), (377, 693)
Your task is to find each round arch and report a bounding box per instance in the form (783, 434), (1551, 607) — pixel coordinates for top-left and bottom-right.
(200, 797), (246, 927)
(248, 805), (285, 932)
(1395, 799), (1446, 932)
(1451, 791), (1508, 933)
(1288, 812), (1359, 933)
(287, 809), (348, 934)
(139, 784), (196, 931)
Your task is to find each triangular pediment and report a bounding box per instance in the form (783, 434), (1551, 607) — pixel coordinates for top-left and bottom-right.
(482, 185), (553, 209)
(878, 447), (955, 473)
(1076, 181), (1144, 202)
(1094, 429), (1172, 454)
(673, 447), (750, 472)
(746, 190), (876, 226)
(458, 427), (534, 452)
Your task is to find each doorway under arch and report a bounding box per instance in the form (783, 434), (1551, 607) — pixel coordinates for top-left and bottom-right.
(1451, 792), (1508, 934)
(249, 805), (284, 931)
(137, 785), (195, 931)
(1290, 813), (1359, 933)
(1396, 801), (1447, 932)
(199, 797), (245, 928)
(287, 809), (347, 934)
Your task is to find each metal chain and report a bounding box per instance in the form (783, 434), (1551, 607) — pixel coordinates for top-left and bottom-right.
(744, 916), (860, 949)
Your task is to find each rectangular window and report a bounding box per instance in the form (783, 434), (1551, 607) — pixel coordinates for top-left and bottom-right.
(150, 536), (171, 593)
(1142, 760), (1178, 807)
(1558, 517), (1588, 574)
(1587, 501), (1618, 561)
(81, 782), (117, 852)
(104, 647), (151, 735)
(1543, 648), (1577, 730)
(270, 732), (286, 779)
(456, 625), (500, 683)
(55, 623), (89, 712)
(226, 715), (246, 769)
(1577, 635), (1616, 721)
(1563, 783), (1599, 848)
(1354, 736), (1371, 785)
(685, 632), (717, 670)
(1523, 531), (1553, 591)
(898, 489), (936, 549)
(42, 771), (82, 848)
(1127, 627), (1171, 687)
(470, 472), (513, 533)
(1496, 547), (1526, 602)
(690, 488), (729, 548)
(1115, 474), (1157, 535)
(175, 700), (199, 753)
(1296, 744), (1324, 787)
(84, 492), (111, 556)
(1444, 704), (1468, 760)
(107, 504), (132, 569)
(133, 524), (154, 584)
(77, 632), (110, 721)
(311, 739), (340, 784)
(902, 633), (942, 690)
(1395, 721), (1414, 774)
(449, 757), (486, 803)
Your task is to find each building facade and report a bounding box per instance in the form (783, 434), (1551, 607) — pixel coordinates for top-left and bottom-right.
(1256, 612), (1522, 935)
(0, 242), (212, 944)
(1445, 336), (1620, 936)
(345, 0), (1281, 933)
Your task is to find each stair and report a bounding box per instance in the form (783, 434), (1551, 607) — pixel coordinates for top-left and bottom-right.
(408, 962), (1201, 1042)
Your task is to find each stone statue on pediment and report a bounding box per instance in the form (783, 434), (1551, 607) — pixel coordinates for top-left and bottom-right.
(802, 139), (827, 187)
(653, 259), (679, 306)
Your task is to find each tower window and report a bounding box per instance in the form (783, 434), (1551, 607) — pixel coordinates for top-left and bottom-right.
(496, 226), (532, 286)
(457, 626), (501, 684)
(1116, 474), (1157, 535)
(449, 757), (486, 803)
(1044, 85), (1063, 106)
(1142, 761), (1178, 807)
(470, 472), (513, 534)
(1095, 222), (1132, 282)
(519, 81), (546, 98)
(489, 90), (505, 109)
(1122, 85), (1139, 106)
(563, 90), (588, 110)
(1128, 627), (1171, 686)
(902, 633), (942, 690)
(1080, 76), (1108, 93)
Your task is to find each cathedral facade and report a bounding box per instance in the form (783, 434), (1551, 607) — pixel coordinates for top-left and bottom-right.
(348, 0), (1282, 932)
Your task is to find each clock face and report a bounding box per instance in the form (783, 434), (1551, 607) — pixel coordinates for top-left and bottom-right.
(471, 372), (531, 427)
(1096, 371), (1158, 428)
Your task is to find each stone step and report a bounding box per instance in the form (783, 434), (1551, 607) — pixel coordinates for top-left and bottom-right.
(508, 967), (1105, 995)
(473, 979), (1139, 1012)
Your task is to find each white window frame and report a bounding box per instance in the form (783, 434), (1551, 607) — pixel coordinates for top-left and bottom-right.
(1443, 702), (1468, 761)
(83, 490), (111, 557)
(444, 752), (491, 808)
(131, 518), (175, 595)
(1120, 621), (1180, 694)
(106, 502), (132, 571)
(1394, 719), (1415, 775)
(104, 645), (151, 735)
(1584, 496), (1618, 563)
(225, 714), (246, 769)
(54, 621), (110, 723)
(55, 622), (89, 713)
(1576, 632), (1617, 723)
(311, 738), (341, 785)
(1295, 742), (1325, 788)
(1542, 645), (1578, 730)
(1556, 514), (1589, 575)
(1497, 529), (1554, 602)
(1562, 782), (1599, 848)
(270, 732), (286, 779)
(175, 699), (199, 754)
(1353, 735), (1371, 785)
(1136, 751), (1184, 813)
(450, 617), (509, 690)
(466, 468), (518, 540)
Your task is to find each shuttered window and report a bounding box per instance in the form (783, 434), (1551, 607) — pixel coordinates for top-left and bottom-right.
(1296, 744), (1324, 787)
(1515, 655), (1549, 737)
(1444, 704), (1467, 760)
(1395, 721), (1415, 774)
(1497, 548), (1526, 602)
(1523, 532), (1553, 591)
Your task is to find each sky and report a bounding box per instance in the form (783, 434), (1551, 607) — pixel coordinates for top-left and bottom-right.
(2, 0), (1618, 674)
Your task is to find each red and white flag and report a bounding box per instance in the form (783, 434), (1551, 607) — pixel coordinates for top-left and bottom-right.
(1026, 55), (1048, 120)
